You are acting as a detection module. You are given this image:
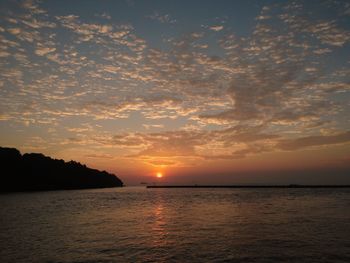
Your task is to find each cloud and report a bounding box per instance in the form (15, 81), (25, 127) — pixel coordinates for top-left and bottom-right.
(277, 131), (350, 150)
(95, 13), (112, 20)
(22, 18), (56, 29)
(256, 15), (271, 20)
(35, 47), (56, 56)
(8, 28), (21, 35)
(146, 12), (176, 24)
(209, 25), (224, 31)
(0, 51), (10, 57)
(100, 125), (280, 163)
(85, 153), (114, 159)
(21, 0), (46, 14)
(143, 124), (164, 130)
(142, 159), (177, 167)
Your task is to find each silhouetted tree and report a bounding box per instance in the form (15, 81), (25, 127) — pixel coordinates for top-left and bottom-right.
(0, 147), (123, 192)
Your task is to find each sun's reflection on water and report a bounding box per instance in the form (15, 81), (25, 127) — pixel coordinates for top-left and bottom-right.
(151, 194), (169, 248)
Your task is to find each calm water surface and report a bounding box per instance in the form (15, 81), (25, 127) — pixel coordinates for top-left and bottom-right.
(1, 187), (350, 262)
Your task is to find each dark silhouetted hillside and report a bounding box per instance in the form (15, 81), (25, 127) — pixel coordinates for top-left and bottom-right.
(0, 147), (123, 192)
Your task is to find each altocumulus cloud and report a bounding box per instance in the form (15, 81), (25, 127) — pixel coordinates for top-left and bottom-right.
(0, 0), (349, 168)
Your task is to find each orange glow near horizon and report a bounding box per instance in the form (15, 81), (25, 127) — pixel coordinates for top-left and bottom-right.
(156, 172), (163, 178)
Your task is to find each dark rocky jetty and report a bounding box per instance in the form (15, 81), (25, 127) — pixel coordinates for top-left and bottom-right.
(0, 147), (123, 193)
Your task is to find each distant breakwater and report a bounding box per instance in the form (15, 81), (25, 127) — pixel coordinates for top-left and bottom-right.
(147, 185), (350, 189)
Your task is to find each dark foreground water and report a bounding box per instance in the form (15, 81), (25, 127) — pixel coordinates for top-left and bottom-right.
(1, 187), (350, 263)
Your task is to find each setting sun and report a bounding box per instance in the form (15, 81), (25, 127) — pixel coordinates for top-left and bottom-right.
(156, 172), (163, 178)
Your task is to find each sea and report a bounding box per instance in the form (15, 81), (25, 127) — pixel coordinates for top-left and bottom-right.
(0, 187), (349, 262)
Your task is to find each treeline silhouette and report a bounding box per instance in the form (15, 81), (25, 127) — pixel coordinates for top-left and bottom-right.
(0, 147), (123, 193)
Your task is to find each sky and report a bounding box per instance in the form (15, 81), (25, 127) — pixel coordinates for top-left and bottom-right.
(0, 0), (350, 185)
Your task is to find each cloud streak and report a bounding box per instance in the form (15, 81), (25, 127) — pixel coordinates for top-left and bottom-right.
(278, 131), (350, 151)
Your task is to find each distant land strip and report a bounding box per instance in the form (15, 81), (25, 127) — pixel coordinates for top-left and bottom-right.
(147, 185), (350, 189)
